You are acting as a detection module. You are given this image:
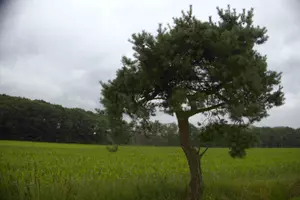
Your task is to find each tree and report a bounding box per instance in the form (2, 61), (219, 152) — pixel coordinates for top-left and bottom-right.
(100, 5), (285, 200)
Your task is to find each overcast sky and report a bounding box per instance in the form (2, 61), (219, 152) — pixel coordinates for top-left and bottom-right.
(0, 0), (299, 127)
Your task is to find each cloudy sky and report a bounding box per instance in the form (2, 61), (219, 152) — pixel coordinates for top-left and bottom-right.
(0, 0), (299, 127)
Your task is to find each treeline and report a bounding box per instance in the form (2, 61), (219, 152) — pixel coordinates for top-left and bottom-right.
(1, 94), (300, 147)
(132, 122), (300, 148)
(0, 94), (110, 144)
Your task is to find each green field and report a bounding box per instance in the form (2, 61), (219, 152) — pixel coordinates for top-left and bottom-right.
(0, 141), (299, 200)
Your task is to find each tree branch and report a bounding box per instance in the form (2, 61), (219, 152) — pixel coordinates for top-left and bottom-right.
(215, 93), (230, 103)
(195, 147), (200, 154)
(187, 103), (225, 117)
(185, 83), (230, 104)
(199, 147), (209, 158)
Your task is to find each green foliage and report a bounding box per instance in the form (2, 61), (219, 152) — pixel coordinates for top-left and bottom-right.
(1, 141), (300, 200)
(0, 94), (109, 144)
(1, 94), (299, 148)
(100, 5), (284, 157)
(106, 145), (119, 152)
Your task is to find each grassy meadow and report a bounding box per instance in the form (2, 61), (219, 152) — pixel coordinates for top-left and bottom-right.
(0, 140), (300, 200)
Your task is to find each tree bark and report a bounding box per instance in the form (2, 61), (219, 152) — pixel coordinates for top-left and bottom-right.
(177, 117), (204, 200)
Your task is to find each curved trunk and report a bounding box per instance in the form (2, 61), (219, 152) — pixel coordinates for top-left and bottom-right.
(177, 117), (204, 200)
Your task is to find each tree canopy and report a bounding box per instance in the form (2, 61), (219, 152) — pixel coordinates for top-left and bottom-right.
(100, 5), (284, 155)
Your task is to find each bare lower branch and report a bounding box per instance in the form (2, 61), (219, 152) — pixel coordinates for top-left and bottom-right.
(195, 147), (200, 154)
(199, 147), (209, 158)
(187, 103), (225, 117)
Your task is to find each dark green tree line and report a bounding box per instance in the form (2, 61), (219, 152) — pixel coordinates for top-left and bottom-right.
(0, 94), (109, 144)
(1, 94), (300, 148)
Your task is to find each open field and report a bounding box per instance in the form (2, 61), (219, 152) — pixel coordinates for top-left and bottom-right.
(0, 140), (300, 200)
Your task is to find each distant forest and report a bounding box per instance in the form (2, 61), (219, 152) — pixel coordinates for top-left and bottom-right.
(1, 94), (300, 147)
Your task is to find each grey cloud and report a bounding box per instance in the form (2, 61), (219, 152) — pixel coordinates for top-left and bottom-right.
(0, 0), (300, 127)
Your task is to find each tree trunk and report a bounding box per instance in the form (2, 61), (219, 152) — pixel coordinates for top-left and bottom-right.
(177, 117), (204, 200)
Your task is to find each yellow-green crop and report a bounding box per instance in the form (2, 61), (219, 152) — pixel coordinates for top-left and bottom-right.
(0, 140), (299, 200)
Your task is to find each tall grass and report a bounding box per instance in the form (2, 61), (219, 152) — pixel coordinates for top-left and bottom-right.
(0, 140), (299, 200)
